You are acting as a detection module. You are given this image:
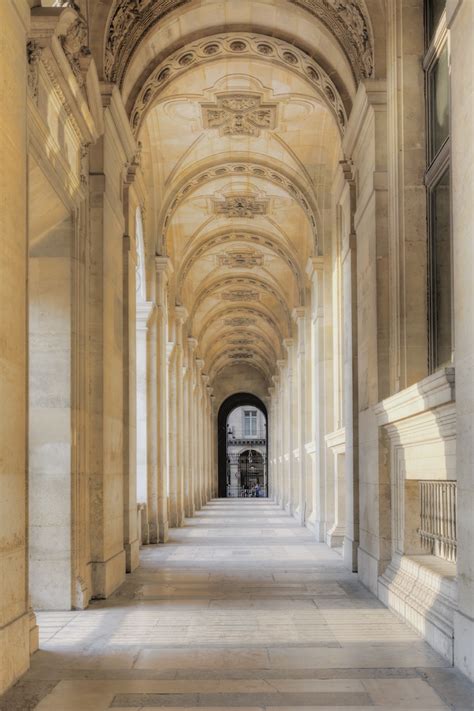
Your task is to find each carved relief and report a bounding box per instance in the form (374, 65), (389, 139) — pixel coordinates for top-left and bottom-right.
(163, 164), (317, 247)
(27, 40), (42, 102)
(224, 317), (256, 328)
(228, 338), (254, 346)
(290, 0), (373, 78)
(130, 33), (347, 135)
(221, 290), (260, 302)
(218, 249), (264, 269)
(106, 1), (373, 86)
(59, 16), (90, 87)
(229, 352), (253, 360)
(202, 93), (277, 137)
(213, 196), (268, 219)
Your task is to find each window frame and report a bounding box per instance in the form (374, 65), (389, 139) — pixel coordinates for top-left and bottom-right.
(423, 5), (454, 372)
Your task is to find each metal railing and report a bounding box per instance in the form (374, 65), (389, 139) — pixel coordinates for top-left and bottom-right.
(419, 480), (457, 563)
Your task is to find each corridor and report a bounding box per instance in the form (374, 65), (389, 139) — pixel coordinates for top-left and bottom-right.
(3, 501), (472, 711)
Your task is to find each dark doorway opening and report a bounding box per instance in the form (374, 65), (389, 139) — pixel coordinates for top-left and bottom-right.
(217, 393), (268, 497)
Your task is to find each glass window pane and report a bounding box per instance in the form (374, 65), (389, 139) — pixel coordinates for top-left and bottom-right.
(427, 0), (445, 41)
(429, 44), (449, 159)
(431, 169), (452, 368)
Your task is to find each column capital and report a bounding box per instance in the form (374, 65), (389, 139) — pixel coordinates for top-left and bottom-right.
(306, 256), (324, 279)
(272, 375), (280, 386)
(195, 358), (205, 371)
(174, 305), (188, 324)
(188, 337), (198, 352)
(292, 307), (306, 323)
(268, 387), (275, 397)
(276, 359), (286, 371)
(136, 300), (156, 328)
(283, 338), (294, 352)
(202, 374), (210, 386)
(155, 256), (174, 276)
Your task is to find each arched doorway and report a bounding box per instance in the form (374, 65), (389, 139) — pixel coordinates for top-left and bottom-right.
(217, 393), (267, 497)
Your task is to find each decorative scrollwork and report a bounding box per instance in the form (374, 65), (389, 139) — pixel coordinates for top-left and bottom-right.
(130, 33), (347, 136)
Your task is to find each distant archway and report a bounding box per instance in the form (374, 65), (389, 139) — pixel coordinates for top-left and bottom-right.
(217, 393), (268, 497)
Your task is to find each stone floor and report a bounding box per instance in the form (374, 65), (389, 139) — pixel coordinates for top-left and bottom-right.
(2, 500), (473, 710)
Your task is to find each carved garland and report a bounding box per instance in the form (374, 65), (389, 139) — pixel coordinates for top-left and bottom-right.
(104, 0), (373, 85)
(130, 33), (347, 136)
(290, 0), (373, 79)
(161, 161), (319, 248)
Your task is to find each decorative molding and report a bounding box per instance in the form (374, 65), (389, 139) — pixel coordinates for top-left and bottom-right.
(289, 0), (373, 78)
(27, 40), (43, 102)
(213, 195), (268, 218)
(325, 426), (346, 453)
(129, 33), (347, 136)
(217, 248), (264, 269)
(224, 317), (256, 328)
(161, 161), (318, 248)
(202, 92), (277, 137)
(59, 15), (91, 88)
(374, 368), (455, 427)
(221, 290), (260, 302)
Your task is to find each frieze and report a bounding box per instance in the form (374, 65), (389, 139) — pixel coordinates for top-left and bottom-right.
(213, 195), (268, 219)
(221, 290), (260, 302)
(59, 16), (91, 88)
(130, 33), (347, 136)
(202, 93), (277, 137)
(104, 1), (373, 86)
(218, 249), (264, 269)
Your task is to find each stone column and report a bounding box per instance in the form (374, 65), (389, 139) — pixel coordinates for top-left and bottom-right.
(167, 340), (178, 528)
(195, 359), (205, 509)
(89, 85), (137, 598)
(271, 377), (280, 504)
(155, 257), (172, 542)
(174, 307), (187, 526)
(293, 308), (307, 525)
(342, 82), (389, 587)
(186, 338), (198, 515)
(268, 388), (275, 500)
(282, 341), (294, 512)
(306, 258), (327, 540)
(136, 301), (155, 543)
(0, 0), (31, 693)
(122, 234), (139, 573)
(449, 0), (474, 681)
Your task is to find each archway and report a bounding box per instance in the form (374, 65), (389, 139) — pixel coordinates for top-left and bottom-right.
(217, 393), (268, 497)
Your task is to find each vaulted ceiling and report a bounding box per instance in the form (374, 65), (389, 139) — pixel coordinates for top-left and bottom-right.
(97, 0), (379, 392)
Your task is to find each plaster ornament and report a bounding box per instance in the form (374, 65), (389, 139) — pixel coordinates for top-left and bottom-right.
(221, 290), (260, 302)
(224, 317), (257, 328)
(105, 1), (373, 85)
(59, 17), (90, 88)
(213, 196), (268, 219)
(218, 249), (264, 269)
(27, 40), (42, 102)
(202, 93), (277, 137)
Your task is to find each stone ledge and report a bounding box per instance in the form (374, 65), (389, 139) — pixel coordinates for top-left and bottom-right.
(374, 367), (455, 426)
(378, 553), (457, 663)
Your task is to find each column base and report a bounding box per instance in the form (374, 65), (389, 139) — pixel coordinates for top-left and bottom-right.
(0, 611), (30, 695)
(379, 553), (457, 665)
(357, 545), (390, 594)
(125, 538), (140, 573)
(454, 610), (474, 681)
(29, 609), (39, 655)
(326, 525), (345, 548)
(158, 519), (169, 543)
(91, 548), (126, 599)
(343, 535), (359, 572)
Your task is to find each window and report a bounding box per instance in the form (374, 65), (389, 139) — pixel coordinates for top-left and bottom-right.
(244, 411), (257, 437)
(424, 0), (453, 370)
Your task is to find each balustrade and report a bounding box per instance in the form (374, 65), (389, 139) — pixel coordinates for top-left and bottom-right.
(419, 480), (457, 563)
